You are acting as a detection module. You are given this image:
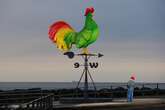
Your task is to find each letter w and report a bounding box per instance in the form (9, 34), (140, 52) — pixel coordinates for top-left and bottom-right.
(89, 62), (98, 68)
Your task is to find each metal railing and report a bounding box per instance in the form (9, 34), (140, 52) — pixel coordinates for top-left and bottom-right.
(0, 90), (54, 110)
(20, 94), (53, 109)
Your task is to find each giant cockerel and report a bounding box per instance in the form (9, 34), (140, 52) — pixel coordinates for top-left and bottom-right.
(48, 7), (99, 54)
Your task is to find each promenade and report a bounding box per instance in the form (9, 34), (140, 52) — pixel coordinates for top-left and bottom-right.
(54, 98), (165, 110)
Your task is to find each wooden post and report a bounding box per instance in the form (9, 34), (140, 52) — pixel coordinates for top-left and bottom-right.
(110, 86), (113, 99)
(36, 101), (39, 108)
(32, 102), (35, 108)
(40, 99), (42, 108)
(26, 104), (29, 108)
(142, 84), (145, 96)
(156, 83), (159, 95)
(156, 83), (159, 89)
(50, 95), (53, 108)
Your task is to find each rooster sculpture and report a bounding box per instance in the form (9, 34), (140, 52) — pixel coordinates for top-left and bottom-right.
(48, 7), (99, 54)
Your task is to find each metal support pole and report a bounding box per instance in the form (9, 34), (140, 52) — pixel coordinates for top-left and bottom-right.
(75, 69), (85, 97)
(76, 69), (85, 89)
(87, 69), (97, 97)
(84, 55), (88, 99)
(72, 52), (103, 99)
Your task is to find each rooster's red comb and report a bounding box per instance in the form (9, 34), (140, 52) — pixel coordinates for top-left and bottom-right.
(85, 7), (95, 16)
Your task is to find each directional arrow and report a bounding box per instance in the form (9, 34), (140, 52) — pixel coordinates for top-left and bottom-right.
(98, 53), (104, 58)
(64, 52), (103, 59)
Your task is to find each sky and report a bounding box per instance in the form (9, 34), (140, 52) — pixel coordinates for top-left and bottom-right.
(0, 0), (165, 82)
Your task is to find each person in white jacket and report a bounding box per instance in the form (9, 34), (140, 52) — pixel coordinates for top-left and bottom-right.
(127, 75), (135, 102)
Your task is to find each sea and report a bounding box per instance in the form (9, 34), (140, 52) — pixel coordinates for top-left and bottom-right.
(0, 82), (165, 91)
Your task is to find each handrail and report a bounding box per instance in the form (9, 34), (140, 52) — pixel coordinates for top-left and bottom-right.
(22, 93), (53, 105)
(20, 93), (54, 109)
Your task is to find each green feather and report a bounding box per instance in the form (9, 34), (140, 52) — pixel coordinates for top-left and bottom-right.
(64, 12), (99, 49)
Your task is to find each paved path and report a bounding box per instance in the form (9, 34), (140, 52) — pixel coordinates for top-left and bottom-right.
(54, 98), (165, 110)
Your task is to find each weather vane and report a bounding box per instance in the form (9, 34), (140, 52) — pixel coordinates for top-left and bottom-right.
(48, 7), (103, 99)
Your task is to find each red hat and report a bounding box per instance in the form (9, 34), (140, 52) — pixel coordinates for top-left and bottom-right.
(130, 73), (136, 80)
(130, 76), (135, 80)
